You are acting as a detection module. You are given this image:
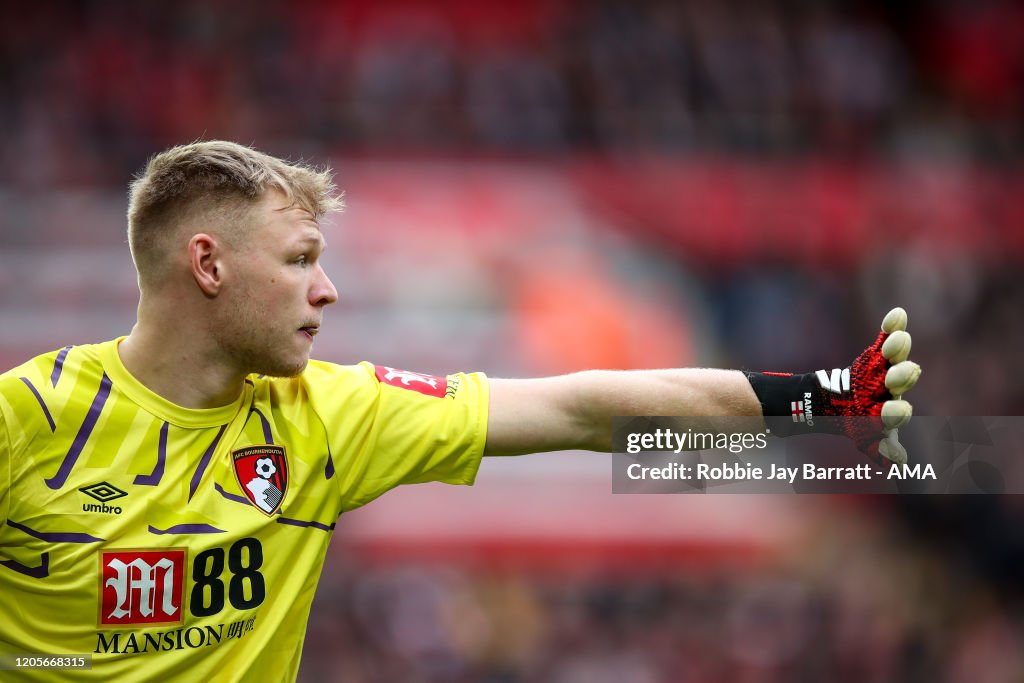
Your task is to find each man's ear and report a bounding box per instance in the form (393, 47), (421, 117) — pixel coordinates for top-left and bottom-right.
(189, 233), (223, 297)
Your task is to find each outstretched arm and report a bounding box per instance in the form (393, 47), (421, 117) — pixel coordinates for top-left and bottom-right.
(486, 369), (761, 456)
(484, 307), (921, 462)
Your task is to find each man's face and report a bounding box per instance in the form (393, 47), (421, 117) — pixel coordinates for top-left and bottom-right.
(211, 192), (338, 377)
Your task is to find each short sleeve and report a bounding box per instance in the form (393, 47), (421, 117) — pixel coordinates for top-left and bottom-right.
(301, 361), (489, 512)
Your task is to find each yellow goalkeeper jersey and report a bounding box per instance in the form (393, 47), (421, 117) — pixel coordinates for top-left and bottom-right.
(0, 339), (488, 682)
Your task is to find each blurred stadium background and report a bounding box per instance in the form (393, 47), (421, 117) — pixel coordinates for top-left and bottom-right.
(2, 0), (1023, 680)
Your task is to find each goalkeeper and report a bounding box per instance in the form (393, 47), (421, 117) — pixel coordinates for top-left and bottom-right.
(0, 140), (920, 682)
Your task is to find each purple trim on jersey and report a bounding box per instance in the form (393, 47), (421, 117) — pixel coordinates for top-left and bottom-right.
(7, 519), (104, 543)
(148, 523), (225, 535)
(324, 444), (335, 480)
(276, 517), (336, 532)
(250, 407), (274, 444)
(1, 553), (49, 579)
(50, 346), (72, 387)
(19, 377), (55, 432)
(134, 421), (168, 486)
(189, 424), (227, 502)
(214, 482), (250, 506)
(44, 373), (112, 490)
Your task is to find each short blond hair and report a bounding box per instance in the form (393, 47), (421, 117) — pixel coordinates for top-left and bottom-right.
(127, 140), (343, 285)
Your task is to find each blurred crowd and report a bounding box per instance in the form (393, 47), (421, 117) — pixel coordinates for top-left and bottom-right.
(1, 1), (1022, 681)
(1, 0), (1023, 188)
(302, 507), (1024, 683)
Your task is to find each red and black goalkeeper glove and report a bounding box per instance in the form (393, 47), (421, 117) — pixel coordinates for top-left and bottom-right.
(744, 307), (922, 464)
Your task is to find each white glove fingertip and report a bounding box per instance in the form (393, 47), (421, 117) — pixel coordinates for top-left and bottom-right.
(878, 431), (907, 465)
(881, 399), (913, 429)
(885, 361), (921, 396)
(881, 330), (912, 363)
(881, 307), (908, 334)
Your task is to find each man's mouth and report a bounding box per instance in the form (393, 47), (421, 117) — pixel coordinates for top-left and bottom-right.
(299, 325), (319, 340)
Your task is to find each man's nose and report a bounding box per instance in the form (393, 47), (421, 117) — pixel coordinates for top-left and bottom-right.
(311, 264), (338, 306)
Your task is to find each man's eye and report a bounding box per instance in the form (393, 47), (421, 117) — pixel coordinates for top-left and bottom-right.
(294, 256), (307, 267)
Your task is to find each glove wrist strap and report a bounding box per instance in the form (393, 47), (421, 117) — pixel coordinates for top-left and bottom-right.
(744, 371), (825, 437)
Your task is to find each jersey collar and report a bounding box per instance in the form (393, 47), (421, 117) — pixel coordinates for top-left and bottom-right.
(99, 337), (251, 428)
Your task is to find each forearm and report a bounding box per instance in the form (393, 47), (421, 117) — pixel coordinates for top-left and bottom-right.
(484, 307), (919, 462)
(485, 369), (763, 456)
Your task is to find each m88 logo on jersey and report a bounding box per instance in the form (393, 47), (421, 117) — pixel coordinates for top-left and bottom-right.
(98, 540), (266, 628)
(99, 549), (186, 627)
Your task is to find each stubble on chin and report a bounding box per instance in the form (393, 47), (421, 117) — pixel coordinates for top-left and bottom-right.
(258, 355), (310, 378)
(211, 310), (310, 378)
(225, 335), (309, 378)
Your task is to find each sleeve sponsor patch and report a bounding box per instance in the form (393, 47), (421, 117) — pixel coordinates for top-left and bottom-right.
(373, 365), (447, 398)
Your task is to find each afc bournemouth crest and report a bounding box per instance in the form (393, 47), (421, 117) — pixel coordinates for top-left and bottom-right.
(232, 445), (288, 515)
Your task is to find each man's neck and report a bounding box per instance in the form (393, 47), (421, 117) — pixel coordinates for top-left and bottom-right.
(118, 322), (247, 410)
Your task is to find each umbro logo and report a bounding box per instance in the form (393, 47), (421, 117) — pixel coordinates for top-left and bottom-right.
(80, 482), (127, 515)
(80, 482), (127, 503)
